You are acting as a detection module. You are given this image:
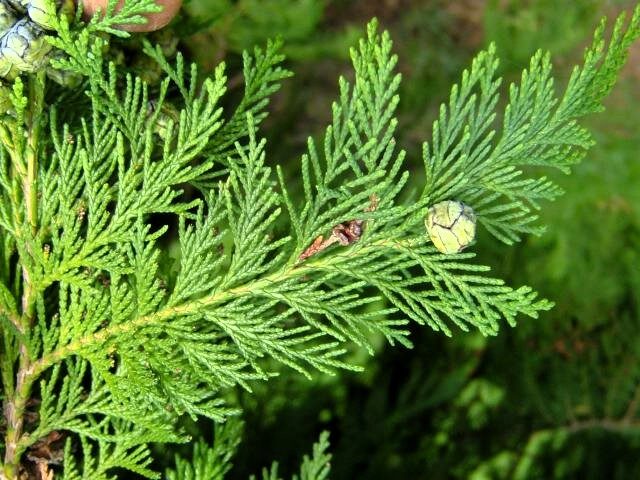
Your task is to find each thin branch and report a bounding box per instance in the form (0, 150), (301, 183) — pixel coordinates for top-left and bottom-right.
(3, 72), (46, 480)
(0, 305), (23, 336)
(27, 237), (412, 380)
(566, 418), (640, 434)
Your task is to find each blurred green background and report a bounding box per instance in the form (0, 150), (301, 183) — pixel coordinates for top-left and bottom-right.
(166, 0), (640, 478)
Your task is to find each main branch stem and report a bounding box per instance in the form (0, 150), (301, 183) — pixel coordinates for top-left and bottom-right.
(2, 73), (45, 480)
(27, 237), (412, 383)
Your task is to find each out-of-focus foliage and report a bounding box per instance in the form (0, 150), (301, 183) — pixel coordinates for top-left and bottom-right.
(484, 0), (601, 66)
(166, 419), (331, 480)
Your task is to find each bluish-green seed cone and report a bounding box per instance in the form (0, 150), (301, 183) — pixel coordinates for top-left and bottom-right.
(0, 18), (51, 75)
(0, 0), (18, 34)
(21, 0), (74, 30)
(3, 0), (24, 13)
(425, 200), (477, 254)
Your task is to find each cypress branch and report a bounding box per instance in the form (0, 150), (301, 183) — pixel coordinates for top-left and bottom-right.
(0, 1), (638, 477)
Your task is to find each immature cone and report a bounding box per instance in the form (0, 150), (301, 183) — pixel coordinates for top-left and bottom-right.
(0, 18), (51, 77)
(0, 0), (75, 79)
(24, 0), (75, 30)
(425, 200), (477, 254)
(0, 0), (18, 32)
(81, 0), (182, 32)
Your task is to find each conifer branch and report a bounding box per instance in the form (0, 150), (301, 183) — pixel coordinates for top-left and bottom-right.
(2, 70), (48, 479)
(25, 232), (546, 387)
(0, 3), (638, 478)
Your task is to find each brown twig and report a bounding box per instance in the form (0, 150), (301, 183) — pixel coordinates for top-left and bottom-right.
(297, 194), (378, 263)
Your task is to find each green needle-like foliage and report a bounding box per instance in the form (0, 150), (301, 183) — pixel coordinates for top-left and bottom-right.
(252, 431), (332, 480)
(0, 1), (638, 477)
(166, 419), (331, 480)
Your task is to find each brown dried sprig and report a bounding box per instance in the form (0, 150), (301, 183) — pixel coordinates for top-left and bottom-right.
(19, 431), (66, 480)
(298, 195), (378, 263)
